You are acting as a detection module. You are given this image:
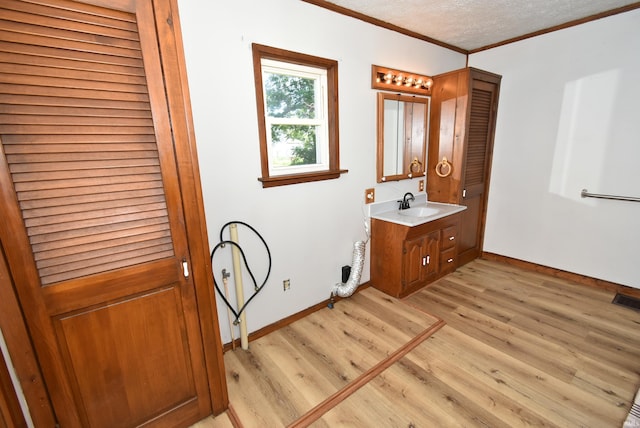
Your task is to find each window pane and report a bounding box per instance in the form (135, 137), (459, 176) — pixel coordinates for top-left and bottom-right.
(253, 44), (344, 187)
(264, 73), (316, 119)
(270, 124), (318, 167)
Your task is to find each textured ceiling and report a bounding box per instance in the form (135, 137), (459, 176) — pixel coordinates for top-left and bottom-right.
(321, 0), (640, 51)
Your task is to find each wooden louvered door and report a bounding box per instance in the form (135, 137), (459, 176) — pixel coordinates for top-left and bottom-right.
(457, 72), (500, 265)
(0, 0), (220, 427)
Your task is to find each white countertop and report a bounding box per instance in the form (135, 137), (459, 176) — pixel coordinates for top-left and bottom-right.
(369, 194), (467, 227)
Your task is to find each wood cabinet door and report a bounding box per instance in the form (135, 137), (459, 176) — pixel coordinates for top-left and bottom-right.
(458, 76), (500, 265)
(403, 236), (425, 290)
(403, 231), (439, 291)
(423, 231), (440, 282)
(0, 0), (217, 426)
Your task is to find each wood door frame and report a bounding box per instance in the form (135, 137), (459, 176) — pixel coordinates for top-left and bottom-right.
(0, 0), (228, 423)
(0, 344), (26, 428)
(0, 243), (56, 427)
(151, 0), (228, 414)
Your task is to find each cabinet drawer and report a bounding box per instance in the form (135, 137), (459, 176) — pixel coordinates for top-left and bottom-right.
(441, 225), (458, 250)
(440, 247), (456, 273)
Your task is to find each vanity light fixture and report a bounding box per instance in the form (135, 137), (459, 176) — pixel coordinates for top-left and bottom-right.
(371, 64), (433, 96)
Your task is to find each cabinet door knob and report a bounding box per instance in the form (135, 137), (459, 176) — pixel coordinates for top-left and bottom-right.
(449, 236), (455, 241)
(447, 258), (454, 263)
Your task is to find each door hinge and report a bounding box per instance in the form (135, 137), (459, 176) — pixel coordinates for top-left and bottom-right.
(182, 258), (189, 278)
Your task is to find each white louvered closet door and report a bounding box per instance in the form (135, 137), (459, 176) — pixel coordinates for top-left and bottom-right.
(0, 0), (214, 426)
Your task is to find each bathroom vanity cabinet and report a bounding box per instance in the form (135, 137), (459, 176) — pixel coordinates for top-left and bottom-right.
(427, 67), (501, 267)
(370, 213), (460, 298)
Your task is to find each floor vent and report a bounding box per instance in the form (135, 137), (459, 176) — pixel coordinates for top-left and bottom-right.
(612, 294), (640, 311)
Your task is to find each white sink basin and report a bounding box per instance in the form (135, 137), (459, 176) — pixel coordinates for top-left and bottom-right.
(398, 206), (440, 217)
(369, 196), (467, 227)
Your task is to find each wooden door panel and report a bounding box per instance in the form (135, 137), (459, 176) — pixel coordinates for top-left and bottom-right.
(403, 237), (423, 288)
(403, 230), (439, 291)
(427, 70), (468, 204)
(459, 196), (481, 254)
(424, 231), (440, 281)
(0, 0), (216, 426)
(55, 286), (195, 428)
(462, 82), (494, 193)
(42, 259), (178, 316)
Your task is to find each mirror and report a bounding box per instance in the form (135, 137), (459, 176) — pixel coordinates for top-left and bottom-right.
(376, 92), (430, 182)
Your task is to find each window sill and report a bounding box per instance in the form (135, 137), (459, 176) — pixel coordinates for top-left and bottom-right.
(258, 169), (348, 188)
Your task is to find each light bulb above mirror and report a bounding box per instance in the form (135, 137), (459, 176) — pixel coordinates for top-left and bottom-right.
(372, 65), (433, 95)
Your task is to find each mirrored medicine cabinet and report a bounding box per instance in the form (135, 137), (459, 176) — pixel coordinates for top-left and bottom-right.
(376, 92), (430, 183)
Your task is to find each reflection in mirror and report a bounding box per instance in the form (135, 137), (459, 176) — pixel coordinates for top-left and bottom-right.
(377, 92), (430, 182)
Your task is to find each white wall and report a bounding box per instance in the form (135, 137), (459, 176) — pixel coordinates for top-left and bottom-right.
(470, 9), (640, 288)
(177, 0), (465, 343)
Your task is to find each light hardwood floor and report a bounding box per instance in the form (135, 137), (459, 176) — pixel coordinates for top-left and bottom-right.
(193, 259), (640, 427)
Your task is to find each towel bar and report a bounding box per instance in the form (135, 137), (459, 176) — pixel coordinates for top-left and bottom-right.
(581, 189), (640, 203)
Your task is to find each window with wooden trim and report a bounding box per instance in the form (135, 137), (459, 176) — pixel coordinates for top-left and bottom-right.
(252, 44), (346, 187)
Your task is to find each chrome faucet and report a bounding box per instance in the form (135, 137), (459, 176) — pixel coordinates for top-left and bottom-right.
(398, 192), (415, 210)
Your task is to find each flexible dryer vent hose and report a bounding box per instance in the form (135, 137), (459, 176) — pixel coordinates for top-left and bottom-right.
(330, 240), (366, 304)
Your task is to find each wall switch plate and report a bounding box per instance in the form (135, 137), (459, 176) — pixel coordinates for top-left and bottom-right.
(418, 180), (424, 192)
(283, 279), (290, 291)
(365, 188), (375, 204)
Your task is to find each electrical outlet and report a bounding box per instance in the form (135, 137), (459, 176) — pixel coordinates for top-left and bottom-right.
(283, 279), (290, 291)
(365, 188), (375, 204)
(418, 180), (424, 192)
